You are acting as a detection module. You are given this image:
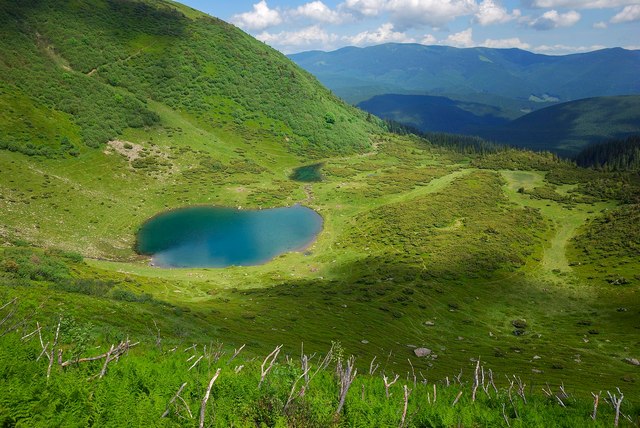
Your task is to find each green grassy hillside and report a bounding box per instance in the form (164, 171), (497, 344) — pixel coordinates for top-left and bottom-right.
(0, 1), (639, 425)
(0, 0), (380, 157)
(480, 96), (640, 157)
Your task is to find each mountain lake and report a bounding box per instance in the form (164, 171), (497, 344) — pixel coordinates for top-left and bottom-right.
(136, 205), (323, 268)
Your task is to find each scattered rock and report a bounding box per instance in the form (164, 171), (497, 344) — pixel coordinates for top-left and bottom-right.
(406, 344), (417, 348)
(532, 369), (543, 374)
(512, 319), (527, 329)
(457, 336), (464, 341)
(424, 321), (435, 326)
(414, 348), (432, 358)
(513, 329), (526, 336)
(624, 358), (640, 366)
(617, 307), (628, 312)
(361, 340), (369, 344)
(588, 329), (599, 335)
(533, 355), (541, 360)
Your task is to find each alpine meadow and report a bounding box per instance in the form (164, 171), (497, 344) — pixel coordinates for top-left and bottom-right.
(0, 1), (639, 427)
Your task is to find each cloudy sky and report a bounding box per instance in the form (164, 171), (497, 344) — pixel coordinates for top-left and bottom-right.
(180, 0), (640, 54)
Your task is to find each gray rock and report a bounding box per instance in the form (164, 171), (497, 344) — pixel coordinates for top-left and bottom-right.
(424, 321), (435, 326)
(624, 357), (640, 366)
(414, 348), (432, 357)
(361, 340), (369, 344)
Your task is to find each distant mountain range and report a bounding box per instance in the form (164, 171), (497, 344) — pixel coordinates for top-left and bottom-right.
(290, 44), (640, 156)
(290, 44), (640, 107)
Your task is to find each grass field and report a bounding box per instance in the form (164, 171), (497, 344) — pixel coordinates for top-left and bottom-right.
(2, 123), (639, 398)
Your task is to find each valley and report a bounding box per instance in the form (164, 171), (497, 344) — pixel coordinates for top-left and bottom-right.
(0, 0), (639, 426)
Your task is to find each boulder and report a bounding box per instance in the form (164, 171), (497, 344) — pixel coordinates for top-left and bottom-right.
(414, 348), (432, 357)
(624, 357), (640, 366)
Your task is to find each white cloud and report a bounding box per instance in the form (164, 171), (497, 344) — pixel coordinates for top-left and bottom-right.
(529, 9), (581, 29)
(346, 22), (416, 45)
(475, 0), (521, 25)
(610, 4), (640, 23)
(445, 28), (475, 47)
(292, 1), (347, 24)
(525, 0), (638, 9)
(232, 1), (282, 31)
(480, 37), (531, 49)
(533, 43), (605, 54)
(385, 0), (478, 29)
(593, 21), (608, 28)
(340, 0), (386, 16)
(421, 34), (438, 44)
(257, 25), (339, 52)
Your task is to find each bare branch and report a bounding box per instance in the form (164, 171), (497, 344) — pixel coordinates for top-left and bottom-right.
(199, 368), (222, 428)
(591, 391), (601, 421)
(162, 382), (188, 418)
(227, 344), (245, 365)
(399, 385), (411, 428)
(383, 373), (400, 399)
(258, 345), (282, 389)
(188, 356), (204, 371)
(335, 356), (357, 417)
(452, 390), (463, 407)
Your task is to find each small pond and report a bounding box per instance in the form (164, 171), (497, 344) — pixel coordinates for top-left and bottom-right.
(290, 163), (323, 182)
(136, 205), (323, 268)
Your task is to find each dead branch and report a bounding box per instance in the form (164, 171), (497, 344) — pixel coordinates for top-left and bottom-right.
(399, 385), (411, 428)
(513, 375), (527, 404)
(369, 356), (379, 375)
(607, 388), (624, 428)
(258, 345), (282, 389)
(199, 368), (222, 428)
(189, 356), (204, 371)
(227, 344), (245, 365)
(60, 340), (139, 368)
(454, 369), (463, 385)
(153, 319), (161, 349)
(0, 297), (17, 313)
(21, 324), (42, 341)
(162, 382), (188, 418)
(407, 359), (416, 388)
(502, 403), (511, 427)
(433, 383), (437, 403)
(452, 390), (463, 407)
(383, 373), (400, 399)
(335, 356), (357, 417)
(591, 391), (601, 421)
(283, 363), (312, 413)
(472, 359), (480, 402)
(46, 318), (61, 380)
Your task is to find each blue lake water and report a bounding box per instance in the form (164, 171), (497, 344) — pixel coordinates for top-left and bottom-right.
(136, 205), (323, 268)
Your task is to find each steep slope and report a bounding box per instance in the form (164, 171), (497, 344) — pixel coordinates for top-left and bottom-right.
(481, 95), (640, 156)
(0, 0), (380, 157)
(290, 44), (640, 107)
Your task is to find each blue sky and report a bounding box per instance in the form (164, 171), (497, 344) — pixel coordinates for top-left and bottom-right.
(179, 1), (640, 54)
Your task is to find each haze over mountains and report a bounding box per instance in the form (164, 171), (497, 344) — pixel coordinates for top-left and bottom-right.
(291, 44), (640, 155)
